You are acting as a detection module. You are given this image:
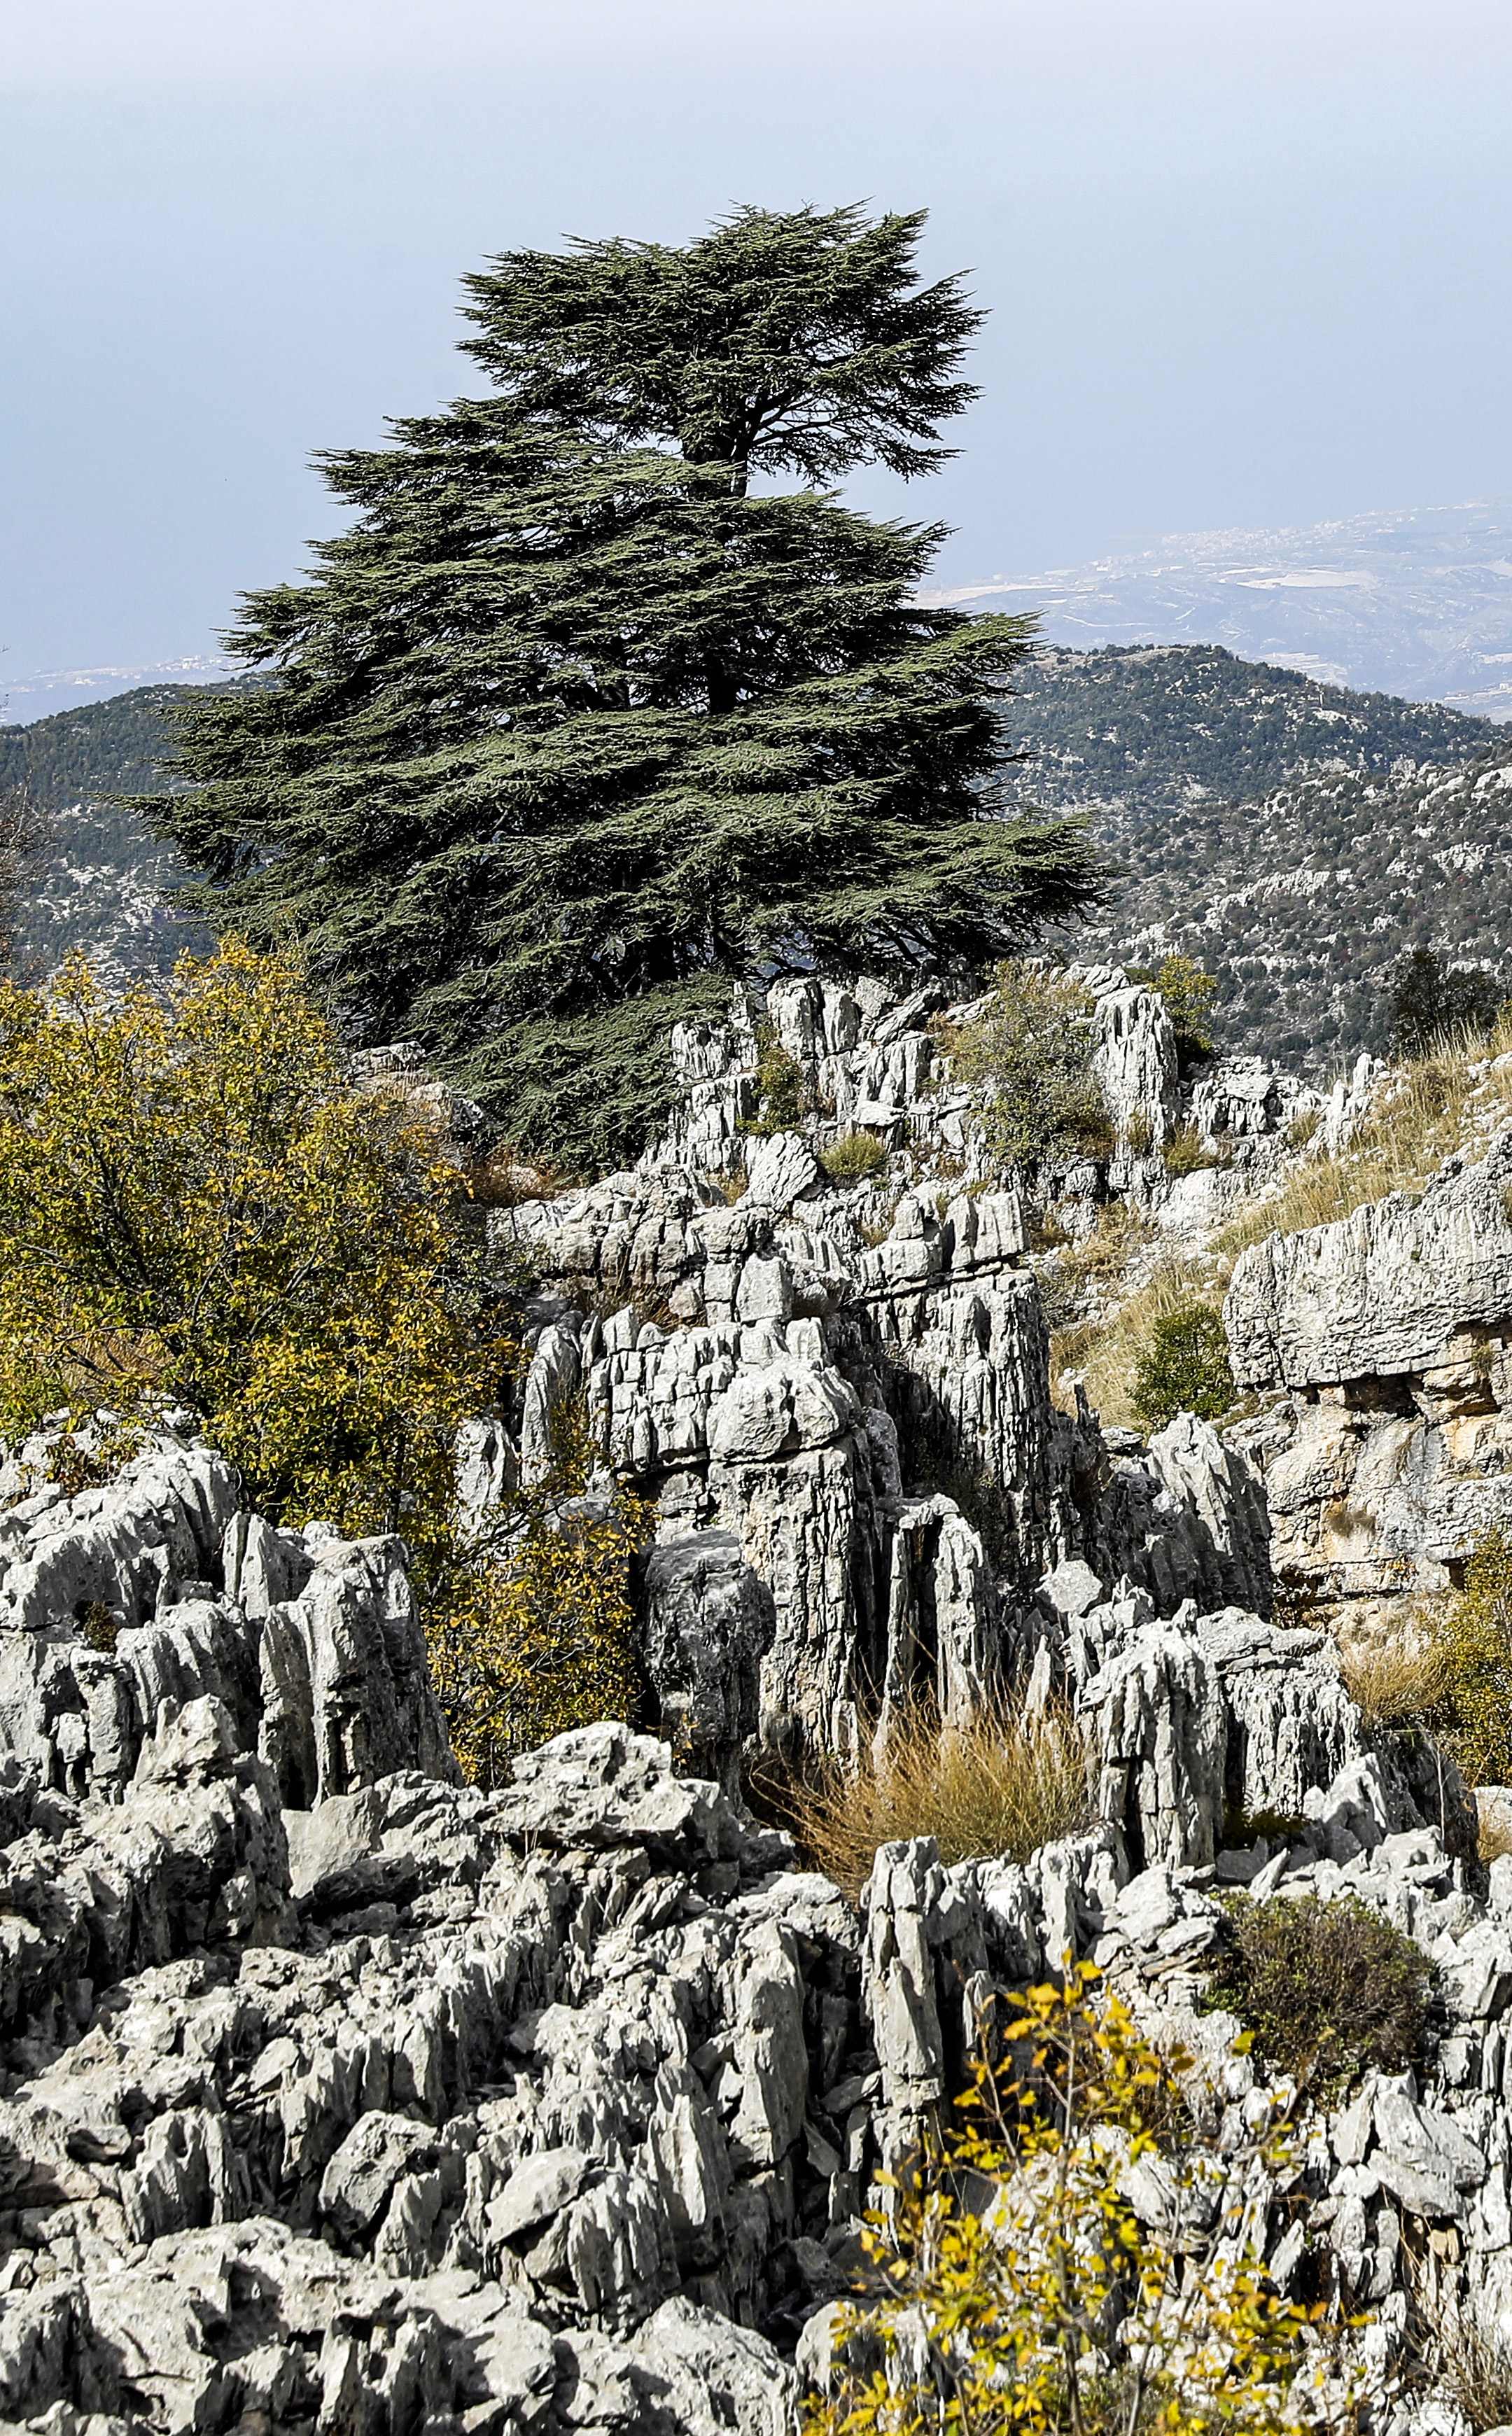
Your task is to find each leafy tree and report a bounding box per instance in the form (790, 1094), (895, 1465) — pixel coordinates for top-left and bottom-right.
(0, 939), (507, 1539)
(806, 1964), (1364, 2435)
(1131, 1302), (1234, 1433)
(936, 958), (1113, 1177)
(147, 206), (1102, 1169)
(1386, 946), (1503, 1057)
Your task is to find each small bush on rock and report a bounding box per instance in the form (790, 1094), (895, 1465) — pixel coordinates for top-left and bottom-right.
(1150, 951), (1219, 1072)
(1163, 1119), (1214, 1177)
(1203, 1893), (1429, 2096)
(1130, 1301), (1234, 1433)
(806, 1963), (1361, 2436)
(937, 960), (1114, 1176)
(1340, 1630), (1450, 1730)
(786, 1705), (1091, 1899)
(744, 1021), (808, 1135)
(430, 1482), (649, 1785)
(820, 1128), (888, 1182)
(1418, 1530), (1512, 1786)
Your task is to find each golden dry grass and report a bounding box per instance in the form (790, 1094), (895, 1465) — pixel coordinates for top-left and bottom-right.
(1415, 2294), (1512, 2435)
(1217, 1021), (1512, 1261)
(1478, 1808), (1512, 1866)
(1339, 1632), (1451, 1730)
(783, 1704), (1093, 1900)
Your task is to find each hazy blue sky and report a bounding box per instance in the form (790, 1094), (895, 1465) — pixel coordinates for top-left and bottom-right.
(4, 0), (1511, 679)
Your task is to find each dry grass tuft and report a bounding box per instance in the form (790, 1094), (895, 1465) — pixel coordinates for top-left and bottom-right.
(1217, 1019), (1512, 1261)
(1340, 1630), (1451, 1730)
(1478, 1806), (1512, 1867)
(1039, 1205), (1157, 1340)
(1413, 2291), (1512, 2435)
(783, 1704), (1093, 1900)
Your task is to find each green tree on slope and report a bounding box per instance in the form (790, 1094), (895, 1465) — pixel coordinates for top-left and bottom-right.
(150, 205), (1102, 1167)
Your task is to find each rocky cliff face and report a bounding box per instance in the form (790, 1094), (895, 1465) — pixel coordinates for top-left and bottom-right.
(495, 970), (1275, 1782)
(1226, 1116), (1512, 1623)
(4, 974), (1512, 2432)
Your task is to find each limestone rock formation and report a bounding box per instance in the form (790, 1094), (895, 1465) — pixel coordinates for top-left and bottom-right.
(8, 976), (1512, 2430)
(1226, 1123), (1512, 1614)
(486, 974), (1275, 1780)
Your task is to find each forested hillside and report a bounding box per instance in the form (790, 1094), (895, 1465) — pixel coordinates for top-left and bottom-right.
(7, 645), (1511, 1071)
(1000, 645), (1512, 1068)
(0, 684), (210, 977)
(1002, 642), (1494, 812)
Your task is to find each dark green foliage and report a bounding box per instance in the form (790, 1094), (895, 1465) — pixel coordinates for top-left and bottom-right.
(1387, 947), (1504, 1056)
(146, 205), (1102, 1168)
(1204, 1893), (1430, 2096)
(29, 641), (1512, 1085)
(1130, 1303), (1234, 1432)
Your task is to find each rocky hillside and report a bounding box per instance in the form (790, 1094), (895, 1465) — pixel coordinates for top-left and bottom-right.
(4, 971), (1512, 2428)
(1000, 644), (1512, 1072)
(8, 651), (1510, 1079)
(0, 682), (211, 980)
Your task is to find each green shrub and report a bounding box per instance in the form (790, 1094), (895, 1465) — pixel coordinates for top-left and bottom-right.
(820, 1127), (889, 1182)
(1130, 1301), (1234, 1432)
(742, 1020), (808, 1135)
(1203, 1893), (1429, 2096)
(1386, 946), (1504, 1058)
(937, 960), (1114, 1174)
(1424, 1530), (1512, 1784)
(1149, 951), (1218, 1072)
(1124, 1107), (1154, 1156)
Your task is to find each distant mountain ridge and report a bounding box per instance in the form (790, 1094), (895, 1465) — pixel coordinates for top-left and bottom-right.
(934, 500), (1512, 720)
(6, 645), (1512, 1071)
(1, 655), (236, 723)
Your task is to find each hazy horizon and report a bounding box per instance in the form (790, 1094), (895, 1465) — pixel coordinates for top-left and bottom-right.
(4, 0), (1511, 689)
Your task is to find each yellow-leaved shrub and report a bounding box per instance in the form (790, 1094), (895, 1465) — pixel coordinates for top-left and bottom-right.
(430, 1405), (650, 1785)
(0, 941), (512, 1535)
(807, 1965), (1366, 2436)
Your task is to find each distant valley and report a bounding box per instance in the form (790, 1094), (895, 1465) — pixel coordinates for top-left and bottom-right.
(934, 499), (1512, 721)
(6, 642), (1512, 1074)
